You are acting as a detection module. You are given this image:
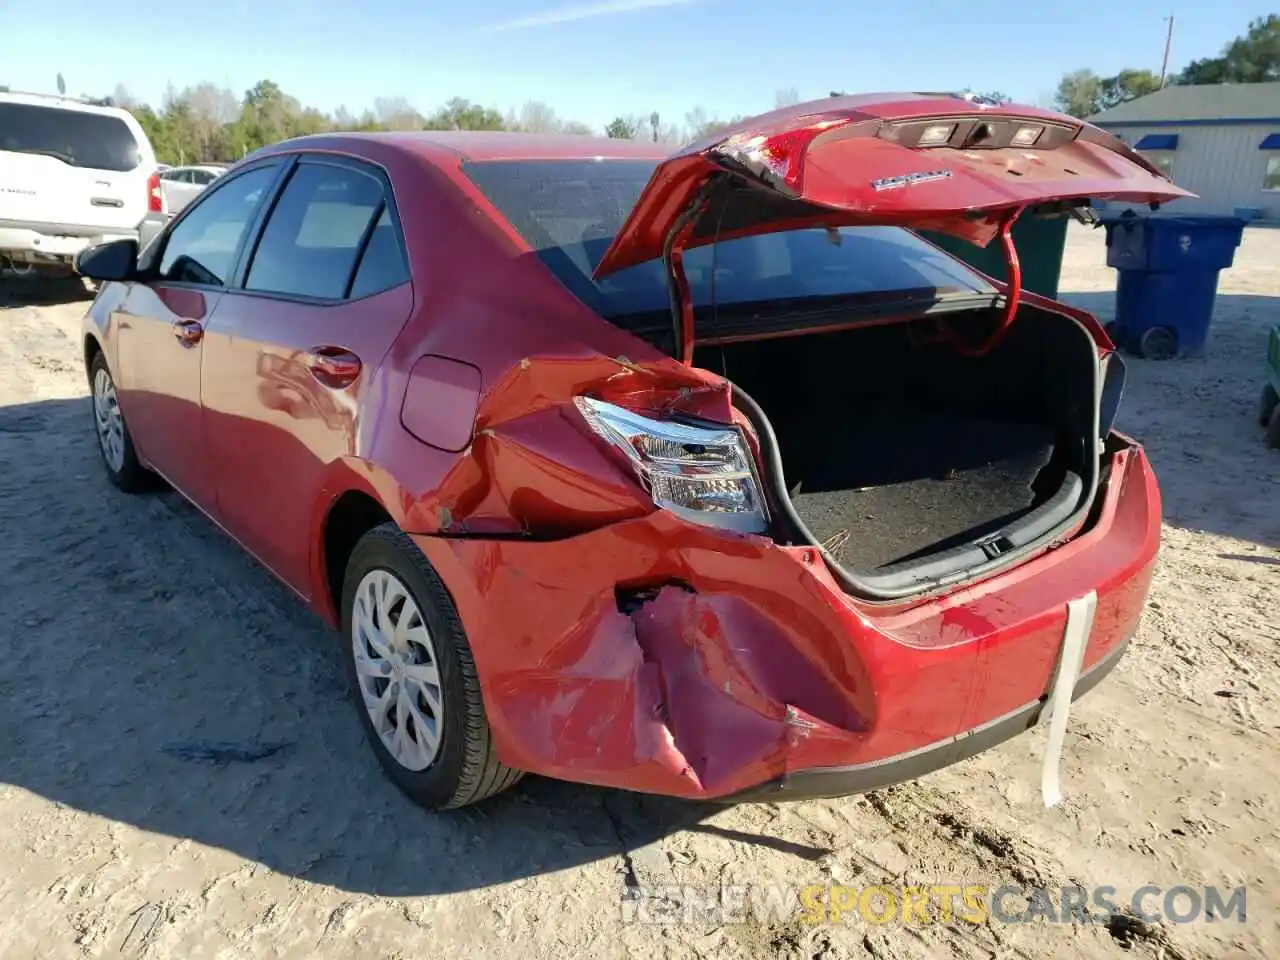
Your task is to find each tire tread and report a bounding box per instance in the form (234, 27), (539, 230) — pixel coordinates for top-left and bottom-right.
(345, 523), (523, 809)
(88, 352), (153, 493)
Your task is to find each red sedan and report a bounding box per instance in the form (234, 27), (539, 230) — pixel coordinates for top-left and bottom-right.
(77, 93), (1190, 810)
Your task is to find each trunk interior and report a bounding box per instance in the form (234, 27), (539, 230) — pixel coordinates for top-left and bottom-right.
(699, 306), (1100, 597)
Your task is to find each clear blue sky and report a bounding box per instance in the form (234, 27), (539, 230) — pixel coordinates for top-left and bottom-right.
(0, 0), (1268, 131)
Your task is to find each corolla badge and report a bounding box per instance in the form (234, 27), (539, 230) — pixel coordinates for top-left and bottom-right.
(1179, 234), (1192, 253)
(872, 169), (953, 192)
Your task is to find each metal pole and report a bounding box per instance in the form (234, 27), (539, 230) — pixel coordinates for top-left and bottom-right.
(1160, 16), (1175, 86)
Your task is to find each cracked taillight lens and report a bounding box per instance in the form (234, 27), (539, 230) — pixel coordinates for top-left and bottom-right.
(574, 396), (769, 534)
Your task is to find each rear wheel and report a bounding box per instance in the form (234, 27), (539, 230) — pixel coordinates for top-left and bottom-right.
(339, 523), (522, 809)
(89, 352), (151, 491)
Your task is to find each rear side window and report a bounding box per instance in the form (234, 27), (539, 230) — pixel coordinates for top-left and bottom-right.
(348, 209), (409, 299)
(246, 161), (404, 300)
(0, 102), (141, 172)
(158, 166), (278, 286)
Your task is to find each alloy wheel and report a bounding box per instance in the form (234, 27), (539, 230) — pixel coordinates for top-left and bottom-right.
(92, 367), (126, 472)
(351, 569), (444, 771)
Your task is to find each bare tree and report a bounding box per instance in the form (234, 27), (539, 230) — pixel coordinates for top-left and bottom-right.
(683, 106), (745, 142)
(165, 83), (239, 160)
(514, 100), (563, 134)
(186, 82), (238, 125)
(332, 105), (359, 130)
(684, 106), (710, 138)
(111, 83), (139, 110)
(774, 87), (800, 108)
(374, 96), (424, 130)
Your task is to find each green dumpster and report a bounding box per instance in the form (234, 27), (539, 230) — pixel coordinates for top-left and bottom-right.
(920, 215), (1069, 299)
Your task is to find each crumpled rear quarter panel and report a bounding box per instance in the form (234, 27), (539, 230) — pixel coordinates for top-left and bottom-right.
(409, 445), (1160, 799)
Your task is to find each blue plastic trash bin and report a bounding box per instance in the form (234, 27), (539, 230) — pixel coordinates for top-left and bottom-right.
(1101, 215), (1246, 360)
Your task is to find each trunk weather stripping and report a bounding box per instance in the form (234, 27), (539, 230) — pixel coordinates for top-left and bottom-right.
(663, 181), (715, 364)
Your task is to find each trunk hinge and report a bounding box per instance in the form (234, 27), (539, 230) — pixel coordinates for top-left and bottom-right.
(662, 181), (717, 365)
(948, 206), (1025, 358)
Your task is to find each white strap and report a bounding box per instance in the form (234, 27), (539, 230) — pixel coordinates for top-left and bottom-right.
(1041, 590), (1098, 808)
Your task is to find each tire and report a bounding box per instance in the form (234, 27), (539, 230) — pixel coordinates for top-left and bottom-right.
(1259, 384), (1279, 428)
(1267, 405), (1280, 450)
(89, 352), (152, 492)
(339, 523), (522, 809)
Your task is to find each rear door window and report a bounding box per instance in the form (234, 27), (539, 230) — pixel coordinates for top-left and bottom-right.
(0, 102), (141, 172)
(245, 161), (401, 300)
(348, 208), (410, 299)
(158, 166), (279, 286)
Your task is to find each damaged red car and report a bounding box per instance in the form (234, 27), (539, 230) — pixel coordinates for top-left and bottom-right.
(77, 93), (1190, 810)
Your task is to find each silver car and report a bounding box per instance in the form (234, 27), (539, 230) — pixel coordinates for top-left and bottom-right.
(157, 164), (225, 214)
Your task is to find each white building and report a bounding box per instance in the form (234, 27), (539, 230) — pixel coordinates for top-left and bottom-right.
(1088, 82), (1280, 221)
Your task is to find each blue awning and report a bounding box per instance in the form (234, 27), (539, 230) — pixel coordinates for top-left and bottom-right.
(1259, 133), (1280, 149)
(1135, 134), (1179, 150)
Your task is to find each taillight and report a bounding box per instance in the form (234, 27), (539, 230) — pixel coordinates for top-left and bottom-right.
(574, 396), (769, 534)
(713, 117), (852, 195)
(147, 172), (165, 214)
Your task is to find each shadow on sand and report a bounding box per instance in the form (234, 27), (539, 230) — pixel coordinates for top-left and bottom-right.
(0, 395), (827, 898)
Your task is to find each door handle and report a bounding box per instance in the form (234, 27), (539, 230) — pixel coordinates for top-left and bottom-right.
(305, 346), (362, 388)
(172, 318), (203, 346)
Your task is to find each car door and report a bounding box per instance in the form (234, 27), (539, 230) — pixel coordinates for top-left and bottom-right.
(157, 168), (182, 212)
(165, 169), (202, 214)
(201, 155), (413, 595)
(112, 161), (283, 510)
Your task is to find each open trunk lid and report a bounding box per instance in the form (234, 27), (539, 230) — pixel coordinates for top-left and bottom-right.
(592, 92), (1193, 279)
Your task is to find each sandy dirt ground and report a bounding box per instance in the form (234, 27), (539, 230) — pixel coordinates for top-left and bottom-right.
(1, 224), (1277, 960)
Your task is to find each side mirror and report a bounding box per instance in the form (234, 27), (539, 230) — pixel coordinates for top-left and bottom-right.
(74, 239), (139, 283)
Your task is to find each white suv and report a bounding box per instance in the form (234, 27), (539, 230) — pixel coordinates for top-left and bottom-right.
(0, 91), (159, 278)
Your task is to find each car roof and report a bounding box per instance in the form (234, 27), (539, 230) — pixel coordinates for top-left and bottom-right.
(0, 90), (135, 119)
(263, 130), (672, 165)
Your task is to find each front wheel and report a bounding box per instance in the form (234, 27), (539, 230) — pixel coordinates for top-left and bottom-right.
(339, 523), (522, 809)
(89, 352), (151, 491)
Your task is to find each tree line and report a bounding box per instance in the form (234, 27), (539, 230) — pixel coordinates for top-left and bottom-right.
(39, 81), (809, 167)
(8, 80), (1007, 167)
(1054, 14), (1278, 118)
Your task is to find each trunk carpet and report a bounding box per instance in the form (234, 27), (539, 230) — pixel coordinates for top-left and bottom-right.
(785, 409), (1059, 572)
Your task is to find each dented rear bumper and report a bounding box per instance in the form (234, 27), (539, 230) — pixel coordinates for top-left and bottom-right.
(410, 443), (1159, 801)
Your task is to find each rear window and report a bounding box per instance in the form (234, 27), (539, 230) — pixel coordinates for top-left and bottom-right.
(462, 159), (995, 325)
(0, 102), (141, 172)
